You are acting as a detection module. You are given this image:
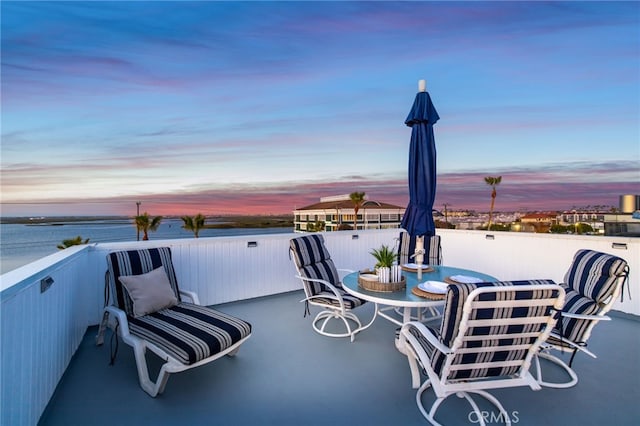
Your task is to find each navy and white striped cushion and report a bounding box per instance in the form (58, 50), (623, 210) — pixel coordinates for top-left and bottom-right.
(555, 286), (599, 343)
(564, 249), (627, 303)
(128, 302), (252, 365)
(107, 247), (252, 365)
(405, 323), (439, 360)
(398, 232), (442, 266)
(313, 291), (366, 309)
(290, 235), (366, 308)
(290, 234), (332, 267)
(433, 279), (560, 380)
(107, 247), (181, 317)
(290, 235), (341, 293)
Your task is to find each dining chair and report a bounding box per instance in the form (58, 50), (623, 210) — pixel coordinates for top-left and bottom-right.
(95, 247), (252, 397)
(534, 249), (629, 388)
(397, 231), (442, 266)
(289, 234), (374, 342)
(395, 231), (443, 319)
(400, 280), (564, 425)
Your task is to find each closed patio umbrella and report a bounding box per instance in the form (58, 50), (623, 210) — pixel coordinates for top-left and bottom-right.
(400, 80), (440, 239)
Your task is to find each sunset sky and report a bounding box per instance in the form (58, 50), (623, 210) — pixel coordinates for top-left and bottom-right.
(2, 1), (639, 217)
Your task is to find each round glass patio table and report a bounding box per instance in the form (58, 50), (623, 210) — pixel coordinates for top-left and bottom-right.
(342, 265), (497, 351)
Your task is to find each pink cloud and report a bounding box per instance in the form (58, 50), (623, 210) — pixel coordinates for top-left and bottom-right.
(3, 161), (638, 217)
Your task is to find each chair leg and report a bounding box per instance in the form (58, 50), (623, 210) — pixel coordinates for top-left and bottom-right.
(227, 346), (242, 357)
(416, 379), (445, 426)
(311, 308), (375, 342)
(534, 351), (579, 388)
(95, 310), (110, 346)
(346, 305), (378, 342)
(312, 310), (356, 340)
(464, 390), (512, 426)
(416, 383), (513, 426)
(404, 343), (423, 389)
(132, 340), (171, 397)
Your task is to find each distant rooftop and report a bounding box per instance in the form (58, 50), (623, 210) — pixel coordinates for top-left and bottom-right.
(296, 198), (404, 211)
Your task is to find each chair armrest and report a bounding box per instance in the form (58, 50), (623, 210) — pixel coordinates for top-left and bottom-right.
(104, 305), (132, 339)
(179, 289), (201, 305)
(561, 312), (611, 321)
(547, 331), (597, 358)
(295, 274), (343, 294)
(295, 274), (346, 311)
(401, 321), (451, 356)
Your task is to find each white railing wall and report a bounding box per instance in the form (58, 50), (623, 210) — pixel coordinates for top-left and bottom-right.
(1, 229), (638, 425)
(0, 246), (92, 426)
(85, 230), (400, 323)
(435, 229), (639, 315)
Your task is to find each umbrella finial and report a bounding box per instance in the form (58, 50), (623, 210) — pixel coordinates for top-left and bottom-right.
(418, 79), (426, 92)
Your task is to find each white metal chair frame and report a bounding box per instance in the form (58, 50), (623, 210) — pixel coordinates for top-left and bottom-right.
(292, 262), (376, 342)
(96, 289), (248, 397)
(401, 284), (565, 426)
(534, 268), (629, 388)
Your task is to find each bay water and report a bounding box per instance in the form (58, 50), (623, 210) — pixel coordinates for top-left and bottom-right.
(0, 218), (291, 274)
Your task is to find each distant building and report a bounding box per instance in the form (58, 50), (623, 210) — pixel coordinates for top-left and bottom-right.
(604, 195), (640, 236)
(556, 195), (640, 236)
(619, 194), (640, 213)
(559, 210), (606, 235)
(602, 213), (640, 237)
(294, 194), (405, 232)
(520, 213), (559, 233)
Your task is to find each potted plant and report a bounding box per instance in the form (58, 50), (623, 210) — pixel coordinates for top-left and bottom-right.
(370, 244), (398, 269)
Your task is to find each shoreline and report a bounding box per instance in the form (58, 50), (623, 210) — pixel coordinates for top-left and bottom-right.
(1, 215), (294, 229)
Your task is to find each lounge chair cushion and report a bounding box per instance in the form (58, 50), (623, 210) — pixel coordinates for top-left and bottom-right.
(119, 267), (178, 317)
(434, 279), (559, 379)
(564, 249), (627, 303)
(129, 302), (252, 365)
(108, 247), (182, 317)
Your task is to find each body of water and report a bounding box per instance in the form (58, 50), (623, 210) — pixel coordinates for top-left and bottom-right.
(0, 218), (291, 274)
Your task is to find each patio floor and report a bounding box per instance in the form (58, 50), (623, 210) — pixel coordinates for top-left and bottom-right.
(39, 290), (640, 426)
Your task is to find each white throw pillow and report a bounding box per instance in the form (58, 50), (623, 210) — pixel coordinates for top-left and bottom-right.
(119, 266), (178, 317)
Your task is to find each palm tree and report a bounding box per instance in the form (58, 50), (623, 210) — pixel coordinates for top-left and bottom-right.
(349, 191), (366, 230)
(307, 220), (325, 232)
(181, 213), (206, 238)
(135, 212), (163, 241)
(57, 236), (89, 250)
(484, 176), (502, 231)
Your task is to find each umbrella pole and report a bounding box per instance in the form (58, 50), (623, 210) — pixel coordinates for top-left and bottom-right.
(415, 236), (425, 280)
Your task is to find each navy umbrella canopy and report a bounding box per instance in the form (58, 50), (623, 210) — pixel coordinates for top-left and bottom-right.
(400, 87), (440, 237)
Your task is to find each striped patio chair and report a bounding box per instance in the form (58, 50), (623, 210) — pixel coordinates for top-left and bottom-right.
(397, 231), (442, 266)
(400, 280), (564, 425)
(534, 249), (629, 388)
(95, 247), (252, 397)
(289, 234), (374, 342)
(395, 231), (443, 319)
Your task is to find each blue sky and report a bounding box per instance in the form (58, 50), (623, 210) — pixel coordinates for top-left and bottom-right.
(1, 1), (639, 216)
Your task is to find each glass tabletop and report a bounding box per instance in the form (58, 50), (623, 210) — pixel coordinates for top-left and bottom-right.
(342, 265), (497, 307)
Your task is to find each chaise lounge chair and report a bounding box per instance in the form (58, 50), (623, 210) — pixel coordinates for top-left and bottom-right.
(95, 247), (252, 397)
